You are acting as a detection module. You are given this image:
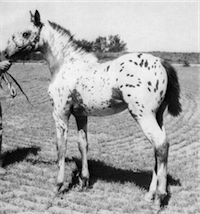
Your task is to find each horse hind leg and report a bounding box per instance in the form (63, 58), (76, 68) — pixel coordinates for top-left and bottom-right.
(132, 111), (169, 206)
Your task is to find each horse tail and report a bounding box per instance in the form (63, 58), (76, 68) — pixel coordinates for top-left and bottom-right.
(161, 60), (182, 117)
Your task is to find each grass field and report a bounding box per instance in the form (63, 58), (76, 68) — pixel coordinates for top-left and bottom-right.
(0, 62), (199, 214)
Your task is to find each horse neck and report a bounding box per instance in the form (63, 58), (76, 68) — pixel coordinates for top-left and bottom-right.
(39, 23), (97, 77)
(39, 25), (67, 76)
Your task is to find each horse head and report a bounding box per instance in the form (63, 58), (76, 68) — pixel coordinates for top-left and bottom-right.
(5, 10), (43, 60)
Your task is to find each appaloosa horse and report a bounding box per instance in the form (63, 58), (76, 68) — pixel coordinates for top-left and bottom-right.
(4, 10), (181, 206)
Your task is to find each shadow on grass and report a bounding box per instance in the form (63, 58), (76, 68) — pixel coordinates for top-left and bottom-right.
(72, 158), (181, 190)
(71, 158), (181, 208)
(1, 146), (181, 208)
(2, 146), (41, 167)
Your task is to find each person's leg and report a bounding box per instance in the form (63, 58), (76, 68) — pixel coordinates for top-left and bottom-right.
(0, 102), (6, 175)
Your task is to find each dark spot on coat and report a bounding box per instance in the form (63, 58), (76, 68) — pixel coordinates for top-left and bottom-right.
(127, 94), (131, 97)
(134, 62), (138, 66)
(110, 88), (127, 111)
(106, 66), (110, 71)
(145, 60), (148, 67)
(137, 54), (142, 58)
(139, 59), (144, 67)
(160, 90), (163, 97)
(120, 62), (124, 66)
(70, 89), (88, 116)
(148, 87), (151, 92)
(120, 85), (123, 88)
(119, 67), (124, 72)
(156, 80), (159, 91)
(148, 81), (152, 86)
(129, 60), (133, 62)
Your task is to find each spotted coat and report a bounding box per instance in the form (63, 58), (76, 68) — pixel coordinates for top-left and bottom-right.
(48, 53), (167, 120)
(4, 11), (181, 204)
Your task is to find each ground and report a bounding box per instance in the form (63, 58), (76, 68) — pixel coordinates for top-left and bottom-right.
(0, 63), (199, 214)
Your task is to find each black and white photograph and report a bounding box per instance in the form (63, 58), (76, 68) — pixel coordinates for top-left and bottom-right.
(0, 1), (199, 213)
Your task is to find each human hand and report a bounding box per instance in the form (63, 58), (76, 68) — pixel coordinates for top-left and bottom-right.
(0, 61), (12, 72)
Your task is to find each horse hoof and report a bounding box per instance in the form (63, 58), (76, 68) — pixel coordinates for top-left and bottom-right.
(78, 176), (89, 191)
(144, 191), (155, 203)
(55, 182), (69, 195)
(154, 192), (167, 210)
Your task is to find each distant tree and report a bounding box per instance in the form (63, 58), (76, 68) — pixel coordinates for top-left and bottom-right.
(183, 57), (190, 67)
(94, 36), (108, 52)
(108, 35), (127, 52)
(93, 35), (127, 52)
(183, 60), (190, 67)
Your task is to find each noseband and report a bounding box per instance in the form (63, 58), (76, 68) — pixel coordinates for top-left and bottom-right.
(12, 22), (44, 51)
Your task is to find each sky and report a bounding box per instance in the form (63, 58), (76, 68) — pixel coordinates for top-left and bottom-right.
(0, 0), (199, 53)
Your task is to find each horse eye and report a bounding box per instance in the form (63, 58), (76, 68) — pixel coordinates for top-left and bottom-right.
(22, 32), (30, 38)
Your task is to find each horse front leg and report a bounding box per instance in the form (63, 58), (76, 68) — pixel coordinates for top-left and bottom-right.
(75, 116), (89, 190)
(53, 110), (70, 194)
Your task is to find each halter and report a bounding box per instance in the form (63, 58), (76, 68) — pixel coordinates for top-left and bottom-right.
(12, 22), (44, 52)
(32, 22), (44, 46)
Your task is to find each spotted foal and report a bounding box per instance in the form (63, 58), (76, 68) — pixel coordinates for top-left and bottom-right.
(5, 10), (181, 206)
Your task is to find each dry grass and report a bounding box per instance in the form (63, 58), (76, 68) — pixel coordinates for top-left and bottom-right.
(0, 63), (199, 214)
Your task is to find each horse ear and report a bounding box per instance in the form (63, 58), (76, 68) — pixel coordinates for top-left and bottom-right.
(34, 10), (41, 27)
(30, 11), (34, 23)
(30, 10), (42, 27)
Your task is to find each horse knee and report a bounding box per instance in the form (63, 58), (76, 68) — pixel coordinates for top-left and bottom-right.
(155, 141), (169, 163)
(78, 129), (88, 150)
(79, 129), (86, 141)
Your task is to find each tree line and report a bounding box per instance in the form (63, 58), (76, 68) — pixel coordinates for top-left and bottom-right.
(75, 35), (127, 53)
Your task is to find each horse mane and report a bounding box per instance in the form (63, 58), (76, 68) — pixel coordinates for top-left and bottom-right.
(48, 21), (97, 62)
(48, 21), (73, 41)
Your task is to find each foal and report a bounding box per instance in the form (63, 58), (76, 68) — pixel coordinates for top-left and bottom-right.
(5, 10), (181, 206)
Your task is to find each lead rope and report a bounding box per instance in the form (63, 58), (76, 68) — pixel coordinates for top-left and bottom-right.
(0, 71), (31, 104)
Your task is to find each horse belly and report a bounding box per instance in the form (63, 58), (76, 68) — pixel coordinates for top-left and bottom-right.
(74, 85), (127, 117)
(88, 100), (127, 116)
